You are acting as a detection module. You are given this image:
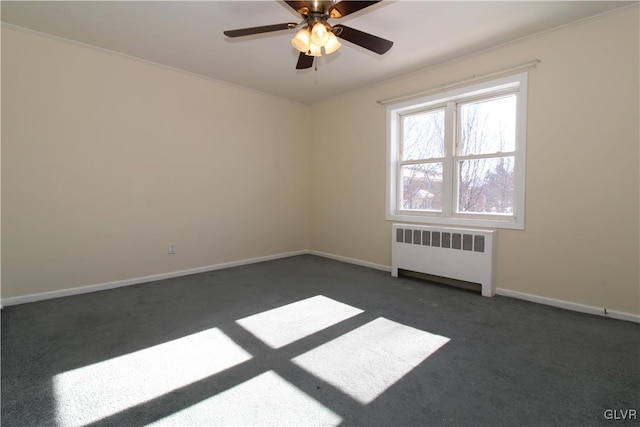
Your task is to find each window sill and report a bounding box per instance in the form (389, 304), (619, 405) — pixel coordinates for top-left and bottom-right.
(386, 212), (524, 230)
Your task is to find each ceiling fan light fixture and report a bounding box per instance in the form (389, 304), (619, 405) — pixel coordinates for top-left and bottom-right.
(306, 43), (322, 57)
(323, 31), (341, 54)
(226, 1), (393, 70)
(291, 28), (310, 53)
(310, 21), (330, 46)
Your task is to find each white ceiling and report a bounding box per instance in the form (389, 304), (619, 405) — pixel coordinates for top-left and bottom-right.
(1, 1), (635, 104)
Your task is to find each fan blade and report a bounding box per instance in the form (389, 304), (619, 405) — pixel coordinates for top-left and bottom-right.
(333, 24), (393, 54)
(224, 23), (296, 37)
(328, 1), (381, 19)
(284, 1), (311, 15)
(296, 52), (314, 69)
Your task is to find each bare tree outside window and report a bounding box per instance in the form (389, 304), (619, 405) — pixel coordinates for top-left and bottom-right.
(457, 95), (516, 214)
(401, 163), (443, 210)
(400, 109), (444, 211)
(458, 157), (514, 213)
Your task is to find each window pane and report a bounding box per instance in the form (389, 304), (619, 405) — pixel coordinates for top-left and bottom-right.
(401, 109), (445, 160)
(458, 157), (514, 214)
(459, 95), (516, 156)
(401, 163), (443, 211)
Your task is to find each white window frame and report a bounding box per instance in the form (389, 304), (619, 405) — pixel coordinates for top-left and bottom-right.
(386, 73), (528, 230)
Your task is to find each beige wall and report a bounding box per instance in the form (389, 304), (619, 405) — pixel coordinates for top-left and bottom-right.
(1, 26), (309, 298)
(2, 6), (639, 316)
(309, 7), (640, 315)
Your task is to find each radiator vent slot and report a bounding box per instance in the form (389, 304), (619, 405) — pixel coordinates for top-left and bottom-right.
(392, 224), (497, 297)
(396, 228), (485, 253)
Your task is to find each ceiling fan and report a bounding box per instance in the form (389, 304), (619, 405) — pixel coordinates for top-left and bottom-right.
(223, 1), (393, 70)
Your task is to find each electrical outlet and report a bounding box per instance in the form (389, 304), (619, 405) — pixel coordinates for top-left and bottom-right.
(168, 243), (176, 255)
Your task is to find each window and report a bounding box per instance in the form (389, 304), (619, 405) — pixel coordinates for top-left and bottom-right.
(386, 73), (527, 229)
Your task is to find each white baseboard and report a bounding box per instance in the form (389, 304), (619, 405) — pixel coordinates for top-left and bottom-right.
(2, 250), (638, 324)
(309, 252), (639, 323)
(0, 250), (306, 307)
(496, 288), (640, 323)
(306, 250), (391, 272)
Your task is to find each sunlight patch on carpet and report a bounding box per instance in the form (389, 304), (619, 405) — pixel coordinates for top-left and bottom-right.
(149, 370), (342, 426)
(292, 317), (450, 404)
(236, 295), (363, 348)
(53, 328), (252, 426)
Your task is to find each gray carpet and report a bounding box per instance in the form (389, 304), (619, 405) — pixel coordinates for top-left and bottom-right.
(2, 254), (639, 426)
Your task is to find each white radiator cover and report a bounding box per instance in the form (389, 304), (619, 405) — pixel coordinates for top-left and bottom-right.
(391, 224), (497, 297)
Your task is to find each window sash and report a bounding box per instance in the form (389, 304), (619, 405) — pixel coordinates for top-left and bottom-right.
(398, 160), (444, 213)
(454, 155), (516, 216)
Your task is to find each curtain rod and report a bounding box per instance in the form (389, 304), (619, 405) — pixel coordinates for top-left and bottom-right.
(377, 59), (541, 106)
